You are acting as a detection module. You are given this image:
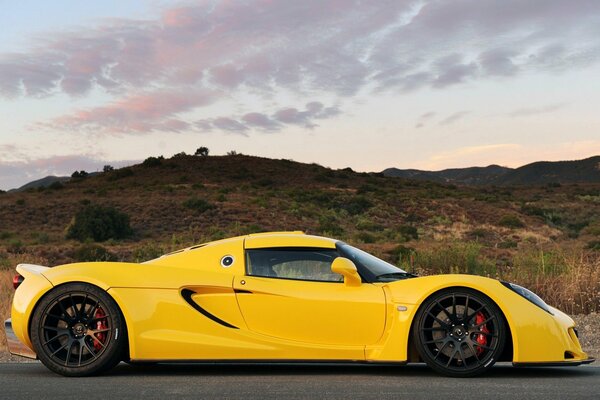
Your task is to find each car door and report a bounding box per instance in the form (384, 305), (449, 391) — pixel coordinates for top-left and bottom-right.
(233, 247), (386, 346)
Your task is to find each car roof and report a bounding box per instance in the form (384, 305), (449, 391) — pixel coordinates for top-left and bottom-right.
(244, 231), (337, 249)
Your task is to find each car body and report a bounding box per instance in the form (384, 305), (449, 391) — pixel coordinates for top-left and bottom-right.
(5, 231), (594, 376)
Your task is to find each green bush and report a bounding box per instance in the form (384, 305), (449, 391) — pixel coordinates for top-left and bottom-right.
(66, 204), (133, 242)
(183, 197), (215, 213)
(339, 196), (373, 215)
(398, 225), (418, 240)
(48, 181), (64, 190)
(72, 243), (117, 261)
(498, 214), (525, 229)
(143, 156), (164, 167)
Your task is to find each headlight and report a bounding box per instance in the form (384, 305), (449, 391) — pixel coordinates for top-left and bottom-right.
(501, 281), (553, 315)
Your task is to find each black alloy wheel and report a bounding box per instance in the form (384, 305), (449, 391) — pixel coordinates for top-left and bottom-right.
(413, 288), (506, 377)
(31, 283), (126, 376)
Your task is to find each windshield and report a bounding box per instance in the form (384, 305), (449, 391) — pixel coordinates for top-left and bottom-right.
(337, 243), (413, 282)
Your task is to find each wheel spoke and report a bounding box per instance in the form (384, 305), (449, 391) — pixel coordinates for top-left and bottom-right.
(42, 333), (68, 346)
(465, 340), (481, 365)
(463, 295), (469, 320)
(78, 294), (88, 319)
(77, 341), (83, 366)
(435, 301), (452, 321)
(64, 340), (75, 366)
(88, 300), (101, 320)
(57, 300), (70, 320)
(446, 347), (458, 367)
(83, 339), (99, 359)
(433, 341), (449, 361)
(473, 342), (494, 351)
(50, 341), (69, 357)
(427, 312), (450, 328)
(466, 305), (485, 321)
(88, 333), (107, 348)
(46, 313), (69, 322)
(472, 315), (495, 329)
(451, 295), (457, 320)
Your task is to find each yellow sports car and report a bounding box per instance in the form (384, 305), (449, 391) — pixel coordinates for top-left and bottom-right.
(5, 232), (593, 377)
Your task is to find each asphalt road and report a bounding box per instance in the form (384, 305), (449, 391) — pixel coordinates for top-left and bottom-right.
(1, 362), (598, 400)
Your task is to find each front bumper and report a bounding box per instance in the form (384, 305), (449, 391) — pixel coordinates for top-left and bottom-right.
(3, 319), (37, 359)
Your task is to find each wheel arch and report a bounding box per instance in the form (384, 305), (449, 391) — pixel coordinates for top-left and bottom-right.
(406, 285), (514, 363)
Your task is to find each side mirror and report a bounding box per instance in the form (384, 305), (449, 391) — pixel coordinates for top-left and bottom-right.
(331, 257), (361, 287)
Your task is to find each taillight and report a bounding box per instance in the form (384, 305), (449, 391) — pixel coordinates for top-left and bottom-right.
(13, 274), (24, 290)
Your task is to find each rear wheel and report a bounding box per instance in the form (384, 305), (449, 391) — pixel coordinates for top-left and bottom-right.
(413, 288), (506, 377)
(31, 283), (126, 376)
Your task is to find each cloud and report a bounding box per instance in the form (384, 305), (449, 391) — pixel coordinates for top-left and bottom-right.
(39, 89), (215, 134)
(415, 111), (436, 128)
(0, 155), (139, 190)
(439, 111), (470, 126)
(508, 103), (567, 117)
(196, 102), (341, 134)
(1, 0), (600, 133)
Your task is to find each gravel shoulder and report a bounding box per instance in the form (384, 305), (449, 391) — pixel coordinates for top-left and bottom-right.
(2, 313), (598, 363)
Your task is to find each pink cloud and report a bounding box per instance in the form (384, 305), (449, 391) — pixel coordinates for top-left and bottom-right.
(44, 90), (215, 134)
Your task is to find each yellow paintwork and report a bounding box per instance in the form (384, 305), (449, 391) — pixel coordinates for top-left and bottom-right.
(10, 232), (589, 364)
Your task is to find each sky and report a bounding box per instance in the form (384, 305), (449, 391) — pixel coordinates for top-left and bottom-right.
(1, 0), (600, 190)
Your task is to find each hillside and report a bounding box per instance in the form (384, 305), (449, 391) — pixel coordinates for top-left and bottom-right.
(1, 153), (599, 315)
(383, 156), (600, 185)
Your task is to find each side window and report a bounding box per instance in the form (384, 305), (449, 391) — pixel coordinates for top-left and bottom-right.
(246, 248), (342, 282)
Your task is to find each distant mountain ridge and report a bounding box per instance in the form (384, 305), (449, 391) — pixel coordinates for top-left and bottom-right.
(8, 175), (70, 192)
(383, 156), (600, 185)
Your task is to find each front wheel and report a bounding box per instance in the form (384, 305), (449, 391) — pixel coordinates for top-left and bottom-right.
(413, 288), (506, 377)
(30, 283), (126, 376)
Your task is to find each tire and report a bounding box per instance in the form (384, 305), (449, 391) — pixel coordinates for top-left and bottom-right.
(30, 283), (127, 377)
(412, 288), (506, 377)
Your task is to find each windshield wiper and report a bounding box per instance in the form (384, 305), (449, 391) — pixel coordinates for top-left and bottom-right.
(375, 272), (417, 281)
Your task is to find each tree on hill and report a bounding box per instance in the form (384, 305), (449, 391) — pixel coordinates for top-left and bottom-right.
(103, 165), (114, 172)
(71, 170), (89, 179)
(194, 146), (209, 156)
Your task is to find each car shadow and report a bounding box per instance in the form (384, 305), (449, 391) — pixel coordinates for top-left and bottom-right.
(106, 361), (597, 379)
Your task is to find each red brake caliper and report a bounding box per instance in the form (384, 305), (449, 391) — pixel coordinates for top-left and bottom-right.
(93, 307), (107, 351)
(475, 312), (489, 356)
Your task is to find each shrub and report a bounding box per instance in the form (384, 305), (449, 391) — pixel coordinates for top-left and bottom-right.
(356, 231), (376, 243)
(339, 196), (373, 215)
(66, 204), (133, 242)
(194, 146), (209, 156)
(71, 243), (117, 262)
(48, 181), (64, 190)
(398, 225), (419, 240)
(7, 239), (24, 254)
(15, 198), (25, 206)
(107, 167), (134, 181)
(587, 240), (600, 251)
(133, 244), (165, 262)
(498, 214), (525, 229)
(142, 156), (164, 167)
(317, 214), (344, 236)
(71, 170), (88, 179)
(183, 197), (215, 213)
